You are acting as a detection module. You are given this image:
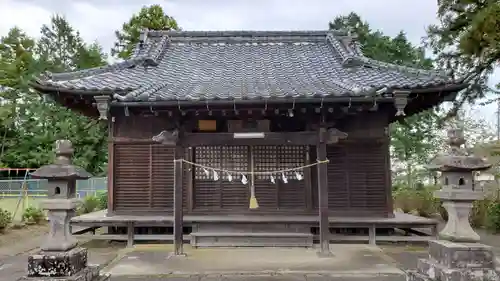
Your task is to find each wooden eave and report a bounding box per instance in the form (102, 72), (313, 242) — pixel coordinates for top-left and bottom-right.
(30, 80), (468, 122)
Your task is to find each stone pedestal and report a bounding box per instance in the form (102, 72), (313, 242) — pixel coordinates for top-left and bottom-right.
(435, 190), (483, 243)
(17, 247), (109, 281)
(407, 240), (500, 281)
(40, 199), (79, 251)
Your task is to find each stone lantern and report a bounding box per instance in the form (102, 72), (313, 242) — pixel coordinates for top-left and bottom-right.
(427, 128), (491, 242)
(18, 140), (108, 281)
(407, 128), (499, 281)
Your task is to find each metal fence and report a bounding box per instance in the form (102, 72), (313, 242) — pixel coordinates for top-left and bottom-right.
(0, 177), (108, 199)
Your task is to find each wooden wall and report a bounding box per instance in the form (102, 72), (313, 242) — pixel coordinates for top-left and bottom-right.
(109, 110), (391, 217)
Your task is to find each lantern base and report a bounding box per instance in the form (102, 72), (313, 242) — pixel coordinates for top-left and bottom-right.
(406, 240), (499, 281)
(18, 247), (108, 281)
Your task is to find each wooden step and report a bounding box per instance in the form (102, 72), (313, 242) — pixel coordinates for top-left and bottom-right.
(190, 231), (313, 247)
(194, 222), (311, 233)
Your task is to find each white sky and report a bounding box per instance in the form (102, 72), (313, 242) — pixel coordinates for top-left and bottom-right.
(1, 0), (499, 127)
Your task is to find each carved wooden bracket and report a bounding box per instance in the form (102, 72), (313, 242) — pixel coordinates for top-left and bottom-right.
(93, 95), (111, 120)
(326, 128), (348, 144)
(152, 129), (180, 145)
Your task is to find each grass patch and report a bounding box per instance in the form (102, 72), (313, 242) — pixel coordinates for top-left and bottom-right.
(0, 197), (42, 222)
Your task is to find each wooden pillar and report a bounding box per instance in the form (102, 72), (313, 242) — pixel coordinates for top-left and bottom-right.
(127, 222), (134, 248)
(173, 146), (184, 255)
(107, 118), (115, 215)
(317, 127), (331, 256)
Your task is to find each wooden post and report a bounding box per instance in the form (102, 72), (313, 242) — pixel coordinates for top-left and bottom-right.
(107, 119), (114, 215)
(173, 146), (184, 255)
(127, 222), (134, 248)
(368, 224), (376, 245)
(317, 127), (331, 256)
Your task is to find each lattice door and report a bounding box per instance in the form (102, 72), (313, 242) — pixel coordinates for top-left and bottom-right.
(193, 145), (308, 212)
(253, 145), (308, 210)
(221, 146), (249, 209)
(193, 146), (222, 209)
(193, 146), (249, 210)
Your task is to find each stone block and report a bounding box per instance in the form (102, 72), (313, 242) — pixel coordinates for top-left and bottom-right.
(416, 257), (500, 281)
(27, 247), (88, 277)
(428, 240), (495, 269)
(406, 270), (432, 281)
(18, 265), (109, 281)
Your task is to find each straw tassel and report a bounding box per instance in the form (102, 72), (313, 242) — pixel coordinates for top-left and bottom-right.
(249, 187), (259, 209)
(249, 148), (259, 209)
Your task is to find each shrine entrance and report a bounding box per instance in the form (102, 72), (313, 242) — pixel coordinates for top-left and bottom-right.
(191, 145), (313, 213)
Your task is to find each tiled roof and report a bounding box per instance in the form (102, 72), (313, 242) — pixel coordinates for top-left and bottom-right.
(34, 30), (457, 102)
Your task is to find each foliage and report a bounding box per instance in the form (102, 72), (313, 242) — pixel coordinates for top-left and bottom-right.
(77, 195), (101, 215)
(393, 185), (440, 217)
(0, 15), (108, 175)
(0, 208), (12, 231)
(425, 0), (500, 118)
(77, 192), (107, 215)
(470, 198), (492, 228)
(393, 183), (500, 227)
(330, 13), (433, 68)
(486, 200), (500, 233)
(415, 188), (440, 218)
(22, 206), (45, 224)
(439, 204), (449, 222)
(393, 188), (418, 213)
(111, 4), (179, 59)
(330, 13), (443, 187)
(97, 191), (108, 210)
(37, 15), (107, 72)
(0, 27), (40, 164)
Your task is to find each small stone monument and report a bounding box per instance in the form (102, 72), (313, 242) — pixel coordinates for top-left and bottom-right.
(17, 140), (109, 281)
(407, 128), (500, 281)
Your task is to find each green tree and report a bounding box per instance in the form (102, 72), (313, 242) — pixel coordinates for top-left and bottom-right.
(0, 16), (108, 175)
(330, 13), (442, 187)
(0, 27), (40, 165)
(425, 0), (500, 117)
(111, 4), (180, 59)
(37, 15), (107, 72)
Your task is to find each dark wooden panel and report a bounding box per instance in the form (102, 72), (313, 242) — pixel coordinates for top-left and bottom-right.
(150, 144), (175, 209)
(347, 142), (387, 214)
(326, 145), (349, 210)
(113, 114), (171, 139)
(114, 144), (151, 210)
(114, 143), (176, 212)
(324, 141), (388, 216)
(182, 132), (318, 146)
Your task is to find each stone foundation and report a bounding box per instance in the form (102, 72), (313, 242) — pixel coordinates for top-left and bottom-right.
(407, 240), (500, 281)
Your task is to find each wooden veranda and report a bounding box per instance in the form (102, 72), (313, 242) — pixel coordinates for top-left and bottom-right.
(71, 210), (439, 248)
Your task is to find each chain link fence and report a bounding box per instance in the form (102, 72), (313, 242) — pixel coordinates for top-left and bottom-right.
(0, 177), (108, 199)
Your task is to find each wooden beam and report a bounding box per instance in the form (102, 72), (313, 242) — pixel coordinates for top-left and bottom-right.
(173, 146), (184, 255)
(180, 132), (319, 147)
(317, 127), (331, 257)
